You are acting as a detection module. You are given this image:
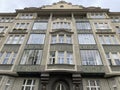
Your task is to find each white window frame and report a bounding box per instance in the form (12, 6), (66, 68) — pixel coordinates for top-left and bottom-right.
(51, 34), (72, 44)
(22, 79), (35, 90)
(86, 80), (100, 90)
(98, 35), (119, 44)
(49, 51), (73, 64)
(6, 35), (25, 44)
(0, 52), (17, 64)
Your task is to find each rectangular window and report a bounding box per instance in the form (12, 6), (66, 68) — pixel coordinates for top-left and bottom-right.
(111, 16), (120, 23)
(111, 79), (117, 90)
(4, 78), (14, 90)
(19, 13), (34, 19)
(14, 23), (29, 30)
(2, 53), (11, 64)
(20, 50), (42, 65)
(33, 22), (48, 30)
(0, 26), (8, 33)
(0, 17), (14, 22)
(86, 80), (100, 90)
(1, 52), (17, 64)
(27, 34), (45, 44)
(58, 52), (64, 64)
(105, 52), (120, 65)
(90, 13), (106, 18)
(78, 34), (96, 44)
(76, 21), (91, 30)
(49, 51), (56, 64)
(80, 50), (102, 65)
(49, 51), (73, 64)
(106, 53), (112, 65)
(67, 52), (73, 64)
(22, 79), (35, 90)
(98, 35), (119, 44)
(94, 22), (110, 29)
(6, 35), (25, 44)
(52, 22), (71, 30)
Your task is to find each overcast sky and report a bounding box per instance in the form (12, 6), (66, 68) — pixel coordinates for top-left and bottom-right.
(0, 0), (119, 12)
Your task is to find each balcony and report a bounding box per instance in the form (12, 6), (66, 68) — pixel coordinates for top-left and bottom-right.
(47, 64), (75, 70)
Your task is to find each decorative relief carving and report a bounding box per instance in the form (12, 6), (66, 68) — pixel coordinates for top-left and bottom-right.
(79, 45), (97, 50)
(78, 66), (105, 73)
(25, 44), (44, 49)
(14, 65), (45, 72)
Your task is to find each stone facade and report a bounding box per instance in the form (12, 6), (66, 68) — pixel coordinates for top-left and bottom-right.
(0, 1), (120, 90)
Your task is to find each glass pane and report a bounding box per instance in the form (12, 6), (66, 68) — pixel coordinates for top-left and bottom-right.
(33, 22), (47, 30)
(27, 34), (45, 44)
(27, 80), (32, 85)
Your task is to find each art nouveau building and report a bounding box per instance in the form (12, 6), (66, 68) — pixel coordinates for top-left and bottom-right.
(0, 1), (120, 90)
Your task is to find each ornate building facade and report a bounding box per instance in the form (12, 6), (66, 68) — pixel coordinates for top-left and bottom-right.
(0, 1), (120, 90)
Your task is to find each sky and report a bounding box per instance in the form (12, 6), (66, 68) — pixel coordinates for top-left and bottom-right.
(0, 0), (119, 12)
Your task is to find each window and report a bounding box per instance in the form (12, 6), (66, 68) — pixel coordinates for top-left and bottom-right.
(115, 26), (120, 34)
(22, 79), (35, 90)
(19, 13), (34, 19)
(0, 26), (8, 33)
(51, 34), (72, 44)
(0, 52), (17, 64)
(106, 52), (120, 65)
(80, 50), (102, 65)
(86, 80), (100, 90)
(90, 13), (106, 18)
(27, 34), (45, 44)
(33, 21), (48, 30)
(6, 35), (25, 44)
(20, 50), (42, 65)
(78, 34), (96, 44)
(111, 16), (120, 23)
(106, 53), (112, 65)
(111, 79), (117, 90)
(14, 23), (29, 30)
(0, 17), (14, 22)
(58, 52), (64, 64)
(4, 78), (14, 90)
(52, 22), (71, 30)
(94, 22), (110, 29)
(55, 82), (67, 90)
(49, 51), (73, 64)
(76, 21), (91, 30)
(99, 35), (118, 44)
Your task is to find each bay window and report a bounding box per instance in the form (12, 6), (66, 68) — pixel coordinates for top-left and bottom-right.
(49, 51), (73, 64)
(98, 35), (119, 44)
(51, 34), (72, 44)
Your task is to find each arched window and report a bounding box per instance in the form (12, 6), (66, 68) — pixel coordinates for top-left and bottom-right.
(55, 81), (67, 90)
